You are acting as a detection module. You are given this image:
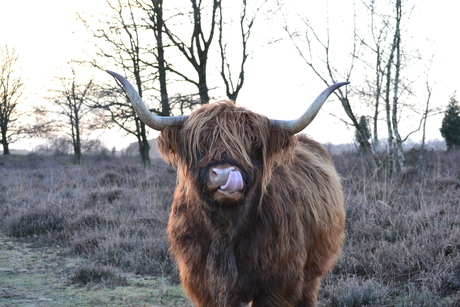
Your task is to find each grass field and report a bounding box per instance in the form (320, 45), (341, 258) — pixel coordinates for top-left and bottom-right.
(0, 149), (459, 306)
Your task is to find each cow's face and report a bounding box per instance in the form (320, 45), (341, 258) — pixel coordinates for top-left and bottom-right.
(157, 102), (297, 205)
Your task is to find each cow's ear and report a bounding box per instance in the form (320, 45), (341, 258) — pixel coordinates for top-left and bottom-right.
(156, 127), (182, 166)
(267, 128), (298, 162)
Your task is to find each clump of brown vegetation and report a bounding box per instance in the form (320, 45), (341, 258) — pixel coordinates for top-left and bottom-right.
(321, 148), (460, 306)
(69, 262), (129, 288)
(0, 154), (177, 280)
(1, 149), (459, 305)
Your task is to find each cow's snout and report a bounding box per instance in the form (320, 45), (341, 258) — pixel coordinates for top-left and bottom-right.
(209, 165), (244, 201)
(210, 166), (235, 186)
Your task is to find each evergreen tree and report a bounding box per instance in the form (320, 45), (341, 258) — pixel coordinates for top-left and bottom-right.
(355, 116), (371, 154)
(440, 94), (460, 151)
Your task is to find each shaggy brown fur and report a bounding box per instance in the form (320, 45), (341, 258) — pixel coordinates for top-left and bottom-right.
(156, 101), (345, 307)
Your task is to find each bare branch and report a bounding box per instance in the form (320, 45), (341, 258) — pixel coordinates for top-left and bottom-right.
(218, 0), (267, 101)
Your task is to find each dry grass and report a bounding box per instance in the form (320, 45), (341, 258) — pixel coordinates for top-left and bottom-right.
(0, 154), (177, 281)
(320, 149), (460, 306)
(68, 262), (130, 287)
(1, 149), (460, 306)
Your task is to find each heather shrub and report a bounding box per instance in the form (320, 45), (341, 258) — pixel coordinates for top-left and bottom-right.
(97, 171), (125, 187)
(69, 262), (129, 287)
(325, 149), (460, 305)
(1, 149), (460, 304)
(320, 276), (390, 307)
(0, 154), (176, 279)
(3, 205), (67, 238)
(67, 209), (114, 231)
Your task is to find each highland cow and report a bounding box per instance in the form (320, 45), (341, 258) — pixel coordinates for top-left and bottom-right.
(108, 70), (347, 307)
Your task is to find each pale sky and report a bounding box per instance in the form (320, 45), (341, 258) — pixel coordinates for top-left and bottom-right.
(1, 0), (459, 151)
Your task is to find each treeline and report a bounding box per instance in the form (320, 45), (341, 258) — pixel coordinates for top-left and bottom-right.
(1, 1), (267, 166)
(1, 1), (459, 172)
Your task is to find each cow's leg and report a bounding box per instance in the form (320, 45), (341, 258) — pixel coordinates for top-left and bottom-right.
(251, 291), (286, 307)
(251, 281), (302, 307)
(295, 276), (321, 307)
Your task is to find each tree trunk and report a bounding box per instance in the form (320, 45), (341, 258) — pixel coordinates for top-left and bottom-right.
(385, 79), (395, 173)
(138, 121), (151, 167)
(72, 130), (82, 165)
(373, 46), (382, 156)
(72, 100), (82, 165)
(1, 138), (10, 155)
(131, 53), (152, 168)
(198, 70), (210, 104)
(74, 143), (82, 165)
(391, 0), (405, 172)
(1, 122), (9, 154)
(151, 0), (170, 116)
(384, 14), (396, 173)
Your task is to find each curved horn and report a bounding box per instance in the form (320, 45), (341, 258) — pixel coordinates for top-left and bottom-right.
(106, 70), (187, 130)
(270, 82), (350, 134)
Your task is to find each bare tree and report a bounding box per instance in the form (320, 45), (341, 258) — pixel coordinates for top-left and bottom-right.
(52, 68), (96, 165)
(84, 0), (267, 165)
(383, 0), (404, 172)
(418, 78), (433, 161)
(79, 0), (159, 167)
(140, 0), (170, 116)
(362, 0), (416, 173)
(417, 58), (442, 157)
(281, 3), (383, 168)
(0, 45), (25, 155)
(217, 0), (266, 102)
(163, 0), (221, 104)
(361, 0), (388, 156)
(282, 0), (435, 173)
(92, 82), (156, 167)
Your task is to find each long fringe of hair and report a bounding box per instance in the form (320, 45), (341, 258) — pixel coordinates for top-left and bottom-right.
(157, 101), (298, 206)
